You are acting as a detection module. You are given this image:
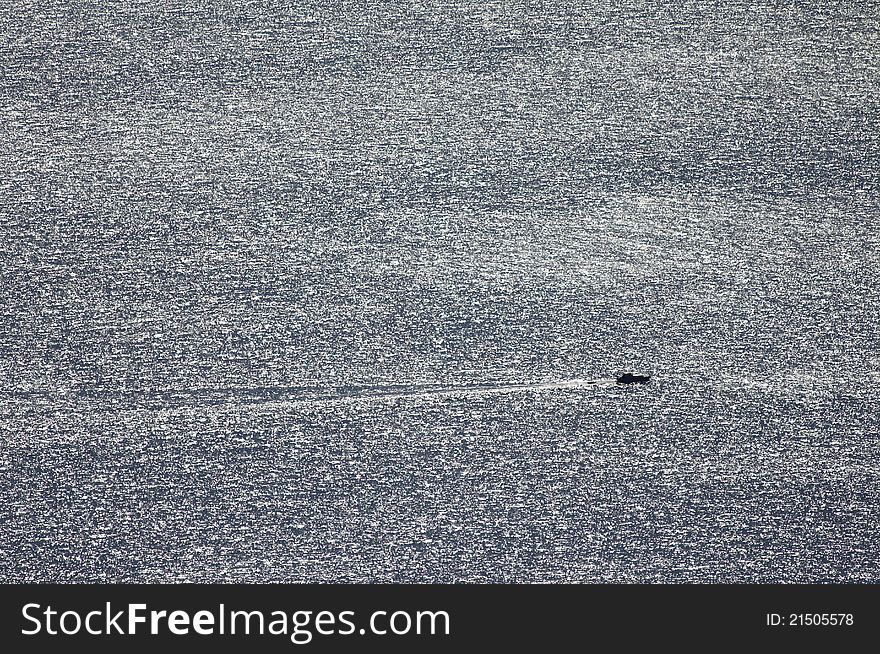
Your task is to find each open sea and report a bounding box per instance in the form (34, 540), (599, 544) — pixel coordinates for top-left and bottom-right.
(1, 1), (878, 582)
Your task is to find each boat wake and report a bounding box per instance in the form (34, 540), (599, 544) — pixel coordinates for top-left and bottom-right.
(335, 377), (618, 402)
(71, 377), (619, 408)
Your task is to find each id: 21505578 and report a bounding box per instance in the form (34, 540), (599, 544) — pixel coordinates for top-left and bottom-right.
(766, 614), (854, 626)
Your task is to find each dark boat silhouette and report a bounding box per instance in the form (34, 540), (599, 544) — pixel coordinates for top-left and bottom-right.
(616, 373), (651, 385)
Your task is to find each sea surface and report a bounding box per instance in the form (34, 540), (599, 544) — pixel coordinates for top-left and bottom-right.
(1, 1), (879, 582)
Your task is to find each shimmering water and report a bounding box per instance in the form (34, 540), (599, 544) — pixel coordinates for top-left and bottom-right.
(1, 1), (878, 582)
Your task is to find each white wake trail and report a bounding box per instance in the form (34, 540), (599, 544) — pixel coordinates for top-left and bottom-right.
(332, 378), (618, 402)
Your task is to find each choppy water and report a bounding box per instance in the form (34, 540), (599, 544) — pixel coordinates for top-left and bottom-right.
(1, 1), (879, 582)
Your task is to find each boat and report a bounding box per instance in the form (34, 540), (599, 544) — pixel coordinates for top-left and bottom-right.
(616, 373), (651, 385)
